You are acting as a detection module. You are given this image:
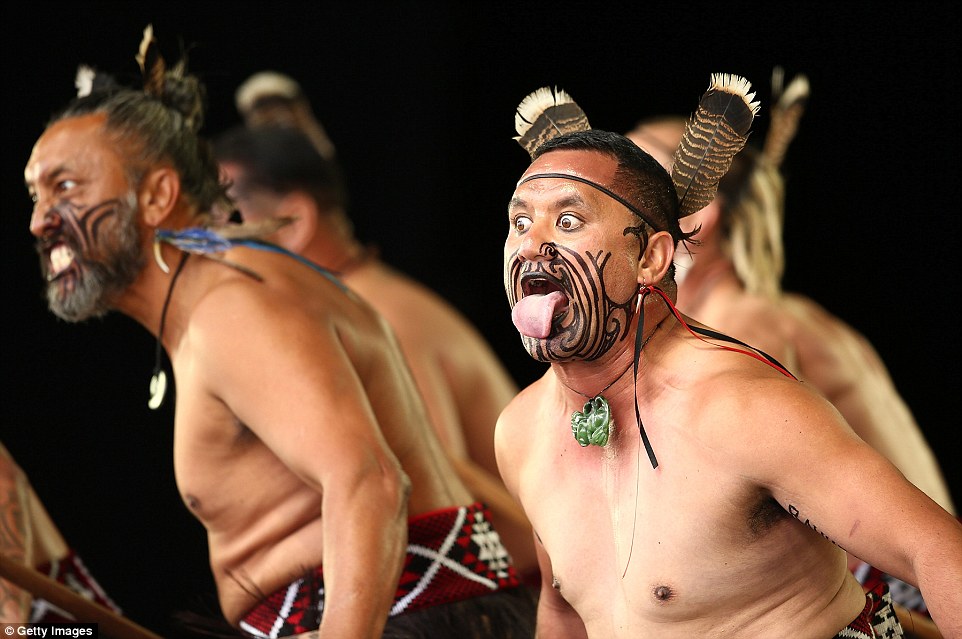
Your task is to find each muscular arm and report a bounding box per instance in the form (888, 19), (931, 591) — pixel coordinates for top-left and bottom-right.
(199, 289), (410, 639)
(742, 379), (962, 636)
(783, 295), (955, 514)
(374, 289), (538, 576)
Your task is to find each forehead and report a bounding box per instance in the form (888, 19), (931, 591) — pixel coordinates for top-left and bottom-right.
(511, 148), (625, 216)
(519, 148), (619, 187)
(24, 112), (115, 185)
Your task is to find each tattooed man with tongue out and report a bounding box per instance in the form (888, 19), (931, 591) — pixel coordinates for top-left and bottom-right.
(494, 80), (962, 639)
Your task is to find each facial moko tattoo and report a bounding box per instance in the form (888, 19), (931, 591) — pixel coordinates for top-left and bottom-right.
(506, 242), (636, 363)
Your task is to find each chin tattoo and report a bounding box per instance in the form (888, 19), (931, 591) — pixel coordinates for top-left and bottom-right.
(506, 244), (635, 363)
(40, 197), (144, 322)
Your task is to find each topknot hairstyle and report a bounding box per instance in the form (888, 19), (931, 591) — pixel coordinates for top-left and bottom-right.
(51, 25), (223, 215)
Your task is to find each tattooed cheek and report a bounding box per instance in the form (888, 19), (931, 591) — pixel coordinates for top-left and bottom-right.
(64, 198), (120, 251)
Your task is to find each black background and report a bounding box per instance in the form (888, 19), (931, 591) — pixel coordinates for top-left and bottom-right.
(2, 3), (959, 635)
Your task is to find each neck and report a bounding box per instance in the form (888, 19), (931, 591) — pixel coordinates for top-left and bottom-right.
(329, 242), (371, 277)
(554, 301), (672, 403)
(676, 256), (741, 318)
(303, 215), (370, 276)
(110, 241), (185, 339)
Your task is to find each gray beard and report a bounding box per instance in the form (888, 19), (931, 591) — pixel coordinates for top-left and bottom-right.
(46, 196), (146, 322)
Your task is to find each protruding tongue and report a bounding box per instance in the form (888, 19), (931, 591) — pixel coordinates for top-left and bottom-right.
(511, 291), (566, 339)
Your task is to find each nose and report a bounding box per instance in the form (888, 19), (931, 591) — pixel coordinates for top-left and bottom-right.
(516, 222), (556, 263)
(29, 200), (60, 239)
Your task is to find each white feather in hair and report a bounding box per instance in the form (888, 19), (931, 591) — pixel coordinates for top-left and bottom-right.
(74, 65), (95, 98)
(514, 86), (591, 158)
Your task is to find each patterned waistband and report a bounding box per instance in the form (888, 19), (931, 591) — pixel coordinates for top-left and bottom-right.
(835, 582), (904, 639)
(851, 559), (929, 618)
(239, 502), (521, 638)
(30, 548), (122, 623)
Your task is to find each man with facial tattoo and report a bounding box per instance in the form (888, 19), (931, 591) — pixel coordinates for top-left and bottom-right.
(495, 81), (962, 638)
(23, 27), (534, 639)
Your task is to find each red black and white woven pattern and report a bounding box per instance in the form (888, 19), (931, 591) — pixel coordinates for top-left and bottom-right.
(30, 548), (122, 623)
(239, 502), (520, 638)
(835, 582), (904, 639)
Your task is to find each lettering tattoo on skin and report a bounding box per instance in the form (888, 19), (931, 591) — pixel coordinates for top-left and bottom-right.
(506, 243), (636, 362)
(787, 504), (839, 546)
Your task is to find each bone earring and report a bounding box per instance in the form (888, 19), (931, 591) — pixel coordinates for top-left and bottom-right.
(153, 234), (170, 274)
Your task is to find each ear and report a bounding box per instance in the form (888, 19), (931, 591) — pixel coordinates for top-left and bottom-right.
(139, 167), (181, 228)
(273, 192), (318, 254)
(638, 230), (675, 285)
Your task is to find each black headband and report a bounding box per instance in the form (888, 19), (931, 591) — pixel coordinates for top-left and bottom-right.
(518, 172), (661, 232)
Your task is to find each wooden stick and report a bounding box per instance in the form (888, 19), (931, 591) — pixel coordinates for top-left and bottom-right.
(0, 553), (163, 639)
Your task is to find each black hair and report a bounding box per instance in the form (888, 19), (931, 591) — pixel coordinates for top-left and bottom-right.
(52, 66), (224, 214)
(531, 129), (691, 245)
(212, 125), (348, 212)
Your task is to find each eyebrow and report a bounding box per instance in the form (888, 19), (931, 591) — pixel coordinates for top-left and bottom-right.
(25, 164), (68, 190)
(520, 172), (660, 230)
(508, 191), (590, 213)
(554, 193), (590, 210)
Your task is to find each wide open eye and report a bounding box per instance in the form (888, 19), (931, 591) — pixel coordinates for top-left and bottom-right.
(558, 213), (583, 231)
(513, 214), (532, 233)
(55, 179), (77, 195)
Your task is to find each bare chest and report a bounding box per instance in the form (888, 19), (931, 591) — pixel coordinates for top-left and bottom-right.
(523, 432), (794, 628)
(170, 383), (316, 532)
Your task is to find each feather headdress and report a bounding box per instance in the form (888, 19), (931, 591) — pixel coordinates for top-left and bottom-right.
(135, 24), (166, 98)
(671, 73), (761, 218)
(762, 67), (809, 168)
(512, 76), (759, 223)
(514, 86), (591, 158)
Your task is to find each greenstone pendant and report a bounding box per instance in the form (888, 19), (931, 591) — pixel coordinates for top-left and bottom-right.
(571, 396), (612, 447)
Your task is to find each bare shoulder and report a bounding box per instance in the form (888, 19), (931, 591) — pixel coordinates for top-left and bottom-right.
(667, 339), (855, 475)
(191, 250), (372, 337)
(495, 376), (551, 467)
(350, 261), (490, 346)
(780, 293), (874, 354)
(177, 253), (383, 395)
(701, 293), (798, 367)
(779, 293), (889, 389)
(498, 374), (551, 425)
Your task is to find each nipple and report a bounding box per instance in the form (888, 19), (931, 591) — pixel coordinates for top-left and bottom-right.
(653, 585), (674, 602)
